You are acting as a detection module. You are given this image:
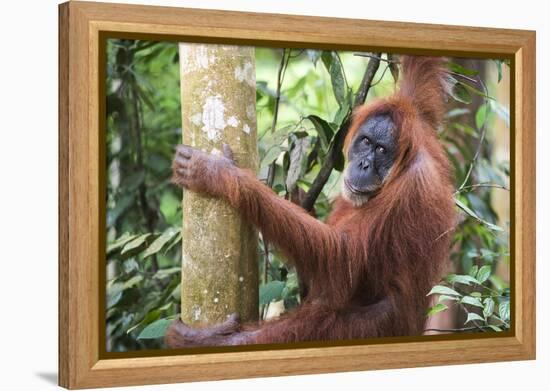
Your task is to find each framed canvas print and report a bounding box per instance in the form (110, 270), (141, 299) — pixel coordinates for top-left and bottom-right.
(58, 1), (536, 389)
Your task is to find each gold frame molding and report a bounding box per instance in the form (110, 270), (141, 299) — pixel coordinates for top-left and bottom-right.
(59, 1), (536, 388)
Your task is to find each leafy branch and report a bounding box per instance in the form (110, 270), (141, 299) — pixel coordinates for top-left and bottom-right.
(457, 75), (491, 190)
(455, 182), (509, 194)
(426, 268), (511, 332)
(263, 49), (291, 284)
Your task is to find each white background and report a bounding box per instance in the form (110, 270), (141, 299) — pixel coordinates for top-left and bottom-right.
(0, 0), (546, 389)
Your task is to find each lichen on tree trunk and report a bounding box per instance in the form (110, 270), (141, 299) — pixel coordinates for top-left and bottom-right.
(178, 43), (259, 325)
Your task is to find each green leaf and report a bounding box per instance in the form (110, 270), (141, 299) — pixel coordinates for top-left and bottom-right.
(499, 300), (510, 322)
(107, 232), (138, 254)
(470, 291), (482, 298)
(483, 297), (495, 317)
(446, 274), (479, 286)
(282, 273), (300, 299)
(326, 125), (348, 173)
(142, 228), (180, 258)
(446, 108), (470, 118)
(260, 125), (292, 148)
(454, 198), (477, 218)
(171, 283), (181, 302)
(153, 267), (180, 279)
(147, 153), (170, 175)
(306, 115), (333, 153)
(136, 84), (155, 112)
(461, 82), (494, 100)
(123, 171), (145, 192)
(438, 294), (459, 303)
(137, 318), (172, 339)
(163, 231), (182, 255)
(321, 51), (333, 73)
(273, 183), (286, 195)
(333, 150), (345, 172)
(480, 248), (499, 262)
(477, 265), (492, 283)
(106, 282), (124, 308)
(123, 275), (143, 289)
(333, 103), (351, 128)
(260, 146), (284, 168)
(260, 280), (285, 305)
(465, 312), (484, 324)
(427, 303), (448, 317)
(448, 62), (479, 77)
(483, 221), (504, 232)
(321, 51), (347, 107)
(285, 76), (307, 99)
(296, 179), (312, 192)
(461, 296), (484, 308)
(286, 136), (311, 193)
(106, 193), (135, 228)
(455, 198), (504, 231)
(122, 258), (139, 273)
(475, 104), (488, 130)
(160, 191), (181, 225)
(469, 265), (479, 278)
(121, 233), (151, 255)
(127, 309), (160, 335)
(158, 302), (173, 312)
(450, 81), (472, 104)
(452, 123), (478, 138)
(427, 285), (461, 297)
(489, 275), (508, 292)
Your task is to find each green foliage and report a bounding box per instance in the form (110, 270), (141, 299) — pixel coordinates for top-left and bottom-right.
(260, 281), (286, 305)
(427, 269), (510, 330)
(105, 39), (182, 351)
(106, 39), (511, 351)
(106, 225), (182, 351)
(428, 61), (511, 332)
(137, 318), (173, 340)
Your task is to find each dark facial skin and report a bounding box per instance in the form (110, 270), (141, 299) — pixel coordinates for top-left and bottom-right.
(343, 114), (397, 206)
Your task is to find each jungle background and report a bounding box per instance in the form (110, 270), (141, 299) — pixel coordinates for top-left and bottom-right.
(105, 39), (510, 352)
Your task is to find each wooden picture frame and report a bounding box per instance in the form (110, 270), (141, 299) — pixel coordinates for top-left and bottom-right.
(59, 1), (536, 388)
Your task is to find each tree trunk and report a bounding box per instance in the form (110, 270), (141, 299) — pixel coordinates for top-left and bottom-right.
(178, 43), (259, 326)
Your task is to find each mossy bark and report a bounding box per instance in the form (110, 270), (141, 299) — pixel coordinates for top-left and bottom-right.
(179, 43), (259, 325)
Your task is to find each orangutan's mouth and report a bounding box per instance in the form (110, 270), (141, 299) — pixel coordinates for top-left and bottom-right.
(344, 178), (370, 195)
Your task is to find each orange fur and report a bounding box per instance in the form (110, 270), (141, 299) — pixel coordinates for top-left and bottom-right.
(166, 55), (456, 346)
